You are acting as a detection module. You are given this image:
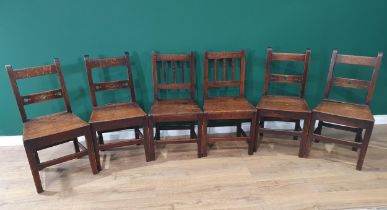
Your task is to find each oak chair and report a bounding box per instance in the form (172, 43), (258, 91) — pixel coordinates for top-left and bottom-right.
(304, 49), (383, 170)
(6, 59), (98, 193)
(84, 52), (149, 169)
(148, 52), (203, 160)
(202, 50), (257, 156)
(255, 48), (311, 157)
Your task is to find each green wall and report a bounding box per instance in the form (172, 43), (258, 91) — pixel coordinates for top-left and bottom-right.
(1, 0), (387, 135)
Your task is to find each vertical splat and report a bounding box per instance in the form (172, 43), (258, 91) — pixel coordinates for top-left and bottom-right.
(214, 59), (217, 81)
(223, 58), (227, 81)
(231, 58), (235, 81)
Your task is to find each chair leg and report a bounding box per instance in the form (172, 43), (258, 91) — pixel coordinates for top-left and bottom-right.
(91, 129), (102, 171)
(134, 127), (142, 146)
(202, 114), (208, 157)
(142, 120), (151, 162)
(197, 115), (203, 158)
(155, 126), (161, 140)
(189, 124), (195, 139)
(254, 111), (262, 153)
(97, 131), (104, 145)
(72, 138), (80, 153)
(236, 122), (242, 137)
(356, 125), (373, 171)
(85, 129), (99, 174)
(293, 120), (301, 140)
(352, 129), (363, 151)
(303, 114), (317, 158)
(314, 121), (323, 143)
(24, 145), (43, 193)
(249, 112), (257, 155)
(33, 150), (40, 164)
(148, 117), (156, 161)
(299, 115), (311, 158)
(135, 127), (140, 139)
(259, 120), (264, 137)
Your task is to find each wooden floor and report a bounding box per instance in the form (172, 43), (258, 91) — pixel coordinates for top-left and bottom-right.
(1, 125), (387, 210)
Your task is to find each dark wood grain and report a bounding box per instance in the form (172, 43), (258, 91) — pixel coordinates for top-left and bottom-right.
(256, 48), (312, 157)
(149, 52), (202, 160)
(84, 52), (149, 167)
(6, 60), (98, 193)
(305, 49), (383, 170)
(202, 50), (256, 157)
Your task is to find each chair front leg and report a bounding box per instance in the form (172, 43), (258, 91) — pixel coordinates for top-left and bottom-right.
(24, 144), (43, 193)
(299, 115), (311, 158)
(303, 114), (317, 158)
(142, 119), (151, 162)
(254, 111), (262, 153)
(356, 125), (373, 171)
(90, 128), (102, 171)
(249, 112), (257, 155)
(85, 128), (99, 174)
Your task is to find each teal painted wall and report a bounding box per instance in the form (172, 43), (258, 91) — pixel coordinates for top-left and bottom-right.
(1, 0), (387, 135)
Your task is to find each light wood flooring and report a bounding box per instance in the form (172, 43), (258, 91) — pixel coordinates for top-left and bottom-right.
(1, 125), (387, 210)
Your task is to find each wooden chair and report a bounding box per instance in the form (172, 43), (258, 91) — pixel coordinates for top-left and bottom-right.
(202, 50), (257, 156)
(255, 48), (311, 157)
(84, 52), (149, 169)
(148, 52), (203, 160)
(6, 59), (98, 193)
(304, 49), (383, 170)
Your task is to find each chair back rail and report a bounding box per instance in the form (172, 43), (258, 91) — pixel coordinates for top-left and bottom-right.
(204, 50), (245, 98)
(323, 49), (383, 105)
(152, 52), (195, 100)
(84, 52), (136, 107)
(263, 48), (311, 98)
(6, 59), (72, 122)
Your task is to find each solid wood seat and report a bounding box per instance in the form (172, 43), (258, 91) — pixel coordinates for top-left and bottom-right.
(255, 48), (311, 157)
(305, 50), (383, 170)
(202, 50), (257, 156)
(6, 59), (98, 193)
(204, 97), (255, 116)
(257, 95), (309, 114)
(89, 102), (146, 124)
(84, 52), (149, 168)
(150, 100), (201, 120)
(24, 112), (88, 141)
(148, 52), (203, 160)
(314, 100), (374, 122)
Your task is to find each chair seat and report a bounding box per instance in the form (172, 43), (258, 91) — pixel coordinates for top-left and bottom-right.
(150, 100), (201, 117)
(23, 112), (88, 141)
(257, 95), (310, 113)
(204, 97), (255, 113)
(314, 100), (374, 122)
(89, 102), (146, 124)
